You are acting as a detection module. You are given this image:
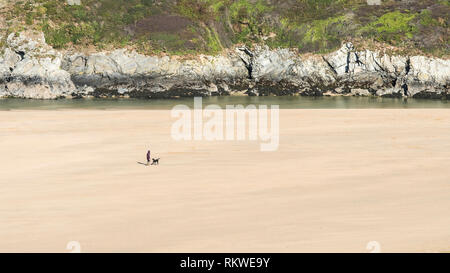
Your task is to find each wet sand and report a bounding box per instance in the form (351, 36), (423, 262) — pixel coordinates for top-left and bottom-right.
(0, 109), (449, 252)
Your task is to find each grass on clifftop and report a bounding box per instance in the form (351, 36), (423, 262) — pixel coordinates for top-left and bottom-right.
(1, 0), (448, 57)
(362, 10), (418, 41)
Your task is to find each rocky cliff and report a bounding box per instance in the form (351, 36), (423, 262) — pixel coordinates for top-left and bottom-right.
(0, 32), (449, 99)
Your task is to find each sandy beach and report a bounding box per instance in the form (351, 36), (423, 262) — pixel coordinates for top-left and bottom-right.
(0, 109), (449, 253)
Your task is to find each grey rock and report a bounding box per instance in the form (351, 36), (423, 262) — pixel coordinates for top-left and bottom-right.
(323, 43), (409, 94)
(351, 88), (371, 96)
(1, 32), (449, 99)
(405, 56), (450, 98)
(67, 0), (81, 5)
(239, 46), (336, 95)
(1, 32), (75, 99)
(376, 88), (403, 98)
(64, 49), (248, 98)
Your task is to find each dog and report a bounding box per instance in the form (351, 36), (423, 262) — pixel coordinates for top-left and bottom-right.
(151, 158), (160, 165)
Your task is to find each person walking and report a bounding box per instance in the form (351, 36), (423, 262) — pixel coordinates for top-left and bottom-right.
(146, 150), (151, 166)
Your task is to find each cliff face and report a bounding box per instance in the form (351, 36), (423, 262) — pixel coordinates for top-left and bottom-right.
(0, 32), (449, 99)
(0, 32), (75, 99)
(246, 42), (449, 98)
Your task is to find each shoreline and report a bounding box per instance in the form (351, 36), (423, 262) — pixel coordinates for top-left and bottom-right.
(1, 96), (450, 111)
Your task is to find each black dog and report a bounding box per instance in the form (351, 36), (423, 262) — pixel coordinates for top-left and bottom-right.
(151, 158), (160, 165)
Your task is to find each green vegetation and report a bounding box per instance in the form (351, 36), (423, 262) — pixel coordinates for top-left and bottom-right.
(269, 15), (350, 53)
(0, 0), (448, 57)
(362, 11), (417, 42)
(177, 0), (215, 21)
(205, 27), (223, 53)
(0, 37), (5, 54)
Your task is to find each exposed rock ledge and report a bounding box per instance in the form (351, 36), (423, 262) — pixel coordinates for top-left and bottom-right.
(1, 32), (449, 99)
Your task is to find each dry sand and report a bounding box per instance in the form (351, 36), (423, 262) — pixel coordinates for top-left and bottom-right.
(0, 109), (449, 253)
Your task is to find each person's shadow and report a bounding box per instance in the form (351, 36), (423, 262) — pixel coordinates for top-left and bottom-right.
(137, 162), (148, 166)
